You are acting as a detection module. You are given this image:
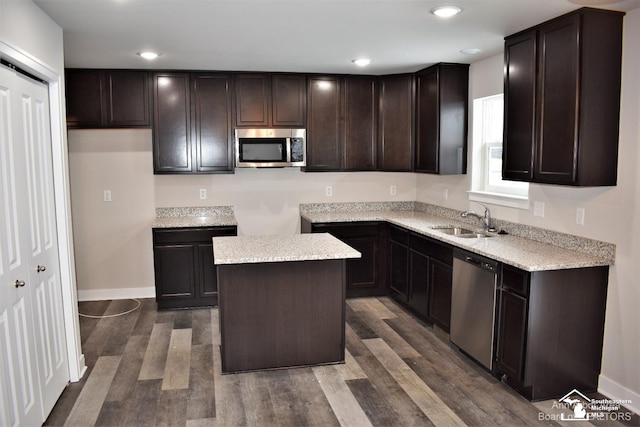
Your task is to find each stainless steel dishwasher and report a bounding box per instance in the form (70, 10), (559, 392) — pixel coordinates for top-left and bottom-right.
(450, 249), (498, 370)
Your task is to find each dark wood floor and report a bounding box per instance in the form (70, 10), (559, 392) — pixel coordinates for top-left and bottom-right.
(45, 297), (637, 427)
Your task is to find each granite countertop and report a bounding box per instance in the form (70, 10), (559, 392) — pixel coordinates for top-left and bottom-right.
(152, 206), (238, 229)
(301, 210), (612, 272)
(213, 233), (361, 265)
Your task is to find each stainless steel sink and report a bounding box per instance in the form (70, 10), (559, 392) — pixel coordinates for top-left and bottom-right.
(456, 232), (496, 238)
(432, 226), (475, 235)
(432, 226), (496, 238)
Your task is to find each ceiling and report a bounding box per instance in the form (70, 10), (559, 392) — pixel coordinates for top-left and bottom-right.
(34, 0), (639, 75)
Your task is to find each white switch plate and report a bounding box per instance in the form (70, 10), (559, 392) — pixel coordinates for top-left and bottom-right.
(576, 207), (585, 225)
(443, 189), (449, 200)
(533, 201), (545, 217)
(390, 185), (397, 196)
(103, 190), (112, 202)
(325, 186), (332, 197)
(199, 189), (207, 200)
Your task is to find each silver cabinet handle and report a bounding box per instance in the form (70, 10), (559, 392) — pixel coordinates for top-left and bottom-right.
(36, 265), (46, 273)
(14, 280), (26, 288)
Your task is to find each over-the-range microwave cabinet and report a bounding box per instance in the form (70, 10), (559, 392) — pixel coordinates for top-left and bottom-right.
(235, 128), (306, 168)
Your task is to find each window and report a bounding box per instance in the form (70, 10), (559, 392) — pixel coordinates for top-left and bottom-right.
(470, 94), (528, 208)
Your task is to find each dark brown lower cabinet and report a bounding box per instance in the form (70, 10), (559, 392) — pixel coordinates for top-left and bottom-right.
(302, 220), (387, 298)
(388, 225), (453, 331)
(495, 264), (609, 401)
(152, 226), (237, 309)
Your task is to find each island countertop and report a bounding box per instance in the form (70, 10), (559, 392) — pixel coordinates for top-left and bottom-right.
(212, 233), (361, 265)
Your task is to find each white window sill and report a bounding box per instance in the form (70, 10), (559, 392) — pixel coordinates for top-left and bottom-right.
(468, 191), (530, 210)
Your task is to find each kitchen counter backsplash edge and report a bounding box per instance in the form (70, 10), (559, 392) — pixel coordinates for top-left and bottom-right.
(153, 206), (237, 228)
(300, 201), (615, 264)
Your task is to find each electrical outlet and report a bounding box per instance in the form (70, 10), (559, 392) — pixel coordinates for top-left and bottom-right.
(325, 186), (332, 197)
(103, 190), (112, 202)
(443, 189), (449, 200)
(533, 201), (545, 217)
(390, 185), (397, 196)
(576, 207), (585, 225)
(199, 189), (207, 200)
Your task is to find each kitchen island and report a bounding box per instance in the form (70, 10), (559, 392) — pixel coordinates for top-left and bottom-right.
(212, 233), (361, 373)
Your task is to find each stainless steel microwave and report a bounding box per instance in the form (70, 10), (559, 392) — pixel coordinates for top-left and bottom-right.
(235, 128), (306, 168)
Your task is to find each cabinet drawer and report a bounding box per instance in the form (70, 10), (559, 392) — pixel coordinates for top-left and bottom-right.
(389, 225), (409, 245)
(409, 232), (453, 265)
(501, 264), (530, 296)
(153, 226), (237, 245)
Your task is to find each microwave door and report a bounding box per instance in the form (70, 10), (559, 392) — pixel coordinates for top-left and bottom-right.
(239, 139), (287, 163)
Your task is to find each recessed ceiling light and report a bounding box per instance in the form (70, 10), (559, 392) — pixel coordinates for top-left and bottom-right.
(460, 48), (482, 55)
(431, 6), (462, 18)
(352, 58), (373, 67)
(137, 51), (160, 60)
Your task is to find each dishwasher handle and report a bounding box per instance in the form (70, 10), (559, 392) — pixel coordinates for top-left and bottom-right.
(456, 250), (498, 273)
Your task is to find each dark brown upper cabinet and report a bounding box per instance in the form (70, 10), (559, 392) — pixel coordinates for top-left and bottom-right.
(415, 63), (469, 174)
(378, 74), (414, 171)
(305, 75), (378, 171)
(153, 72), (234, 174)
(503, 7), (624, 186)
(65, 69), (151, 129)
(234, 73), (306, 128)
(305, 76), (343, 171)
(344, 76), (378, 171)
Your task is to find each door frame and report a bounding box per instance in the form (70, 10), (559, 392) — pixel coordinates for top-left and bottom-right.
(0, 39), (86, 382)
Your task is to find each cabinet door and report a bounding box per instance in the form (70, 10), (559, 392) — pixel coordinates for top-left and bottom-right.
(272, 74), (306, 127)
(192, 74), (234, 172)
(235, 74), (270, 127)
(306, 76), (343, 170)
(389, 240), (409, 300)
(104, 70), (151, 127)
(503, 31), (537, 181)
(418, 64), (468, 175)
(196, 243), (217, 299)
(344, 76), (377, 170)
(378, 74), (414, 171)
(408, 250), (429, 318)
(428, 259), (452, 331)
(65, 69), (103, 128)
(415, 69), (439, 173)
(154, 245), (196, 299)
(496, 290), (528, 382)
(535, 15), (579, 184)
(153, 73), (192, 173)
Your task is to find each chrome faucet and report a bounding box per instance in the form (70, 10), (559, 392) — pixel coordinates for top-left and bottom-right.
(461, 203), (495, 232)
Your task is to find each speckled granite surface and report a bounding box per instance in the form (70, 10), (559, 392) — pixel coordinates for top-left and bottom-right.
(152, 206), (237, 228)
(300, 202), (615, 272)
(213, 233), (361, 265)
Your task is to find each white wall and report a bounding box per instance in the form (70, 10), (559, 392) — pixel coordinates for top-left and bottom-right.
(417, 11), (640, 411)
(0, 0), (64, 73)
(67, 129), (416, 298)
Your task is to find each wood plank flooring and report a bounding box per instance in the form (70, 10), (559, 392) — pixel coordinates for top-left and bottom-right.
(44, 297), (637, 427)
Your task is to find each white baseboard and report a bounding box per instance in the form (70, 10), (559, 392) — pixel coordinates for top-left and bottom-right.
(599, 374), (640, 416)
(77, 286), (156, 302)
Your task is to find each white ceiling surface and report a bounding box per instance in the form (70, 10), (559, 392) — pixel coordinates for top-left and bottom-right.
(35, 0), (640, 74)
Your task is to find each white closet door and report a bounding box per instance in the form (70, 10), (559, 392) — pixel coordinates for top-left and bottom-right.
(0, 64), (68, 426)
